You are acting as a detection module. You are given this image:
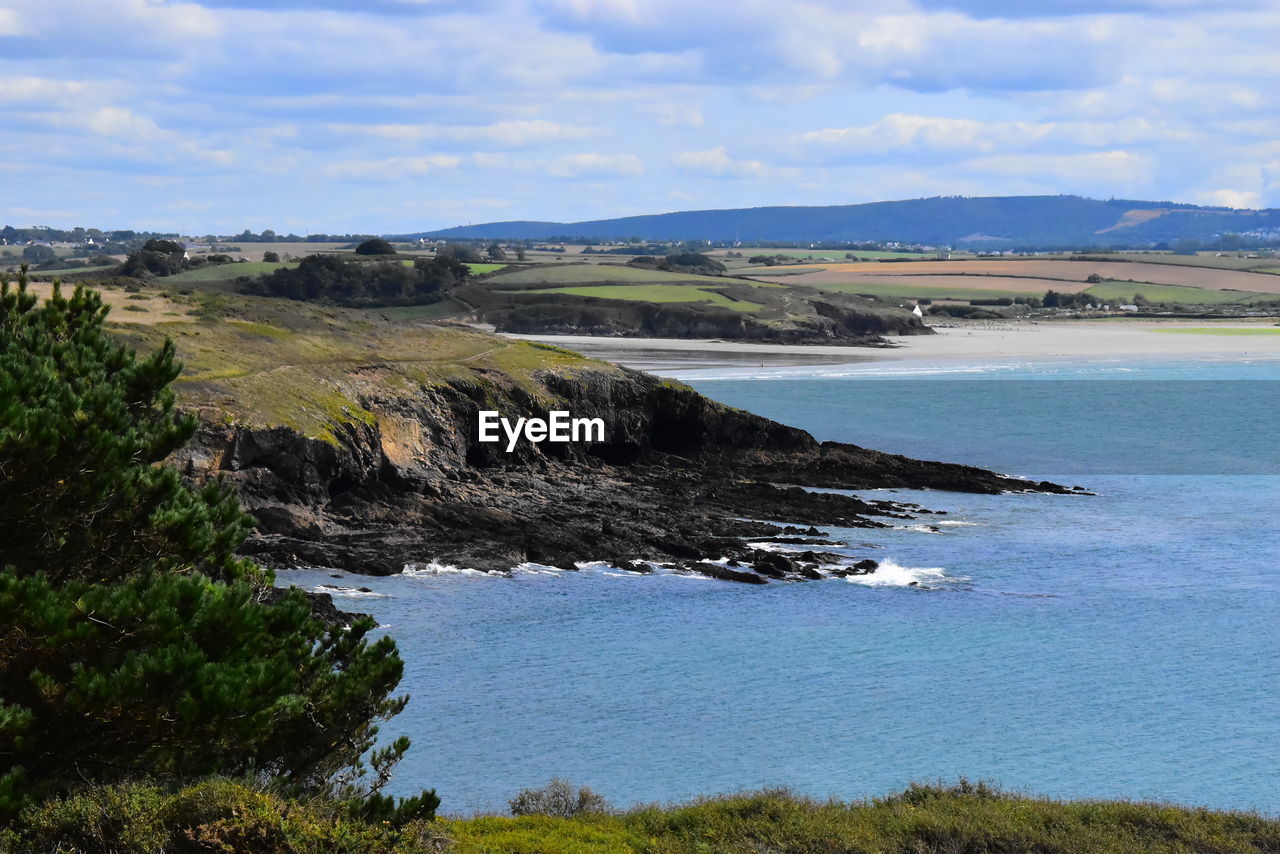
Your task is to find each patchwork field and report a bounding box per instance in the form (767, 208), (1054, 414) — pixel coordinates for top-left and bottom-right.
(747, 259), (1280, 297)
(763, 275), (1074, 298)
(487, 263), (734, 286)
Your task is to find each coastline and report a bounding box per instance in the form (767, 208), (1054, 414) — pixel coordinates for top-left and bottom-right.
(500, 318), (1280, 372)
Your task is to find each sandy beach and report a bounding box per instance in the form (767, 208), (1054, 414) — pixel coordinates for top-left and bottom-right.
(502, 319), (1280, 371)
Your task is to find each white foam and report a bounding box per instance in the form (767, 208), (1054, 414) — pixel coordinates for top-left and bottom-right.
(745, 541), (803, 552)
(894, 524), (944, 534)
(842, 559), (961, 588)
(935, 520), (981, 527)
(315, 585), (387, 598)
(401, 561), (489, 577)
(511, 562), (565, 576)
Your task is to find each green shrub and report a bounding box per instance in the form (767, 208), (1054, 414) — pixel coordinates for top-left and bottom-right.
(2, 780), (448, 854)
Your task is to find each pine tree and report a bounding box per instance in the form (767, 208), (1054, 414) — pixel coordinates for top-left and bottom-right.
(0, 268), (436, 820)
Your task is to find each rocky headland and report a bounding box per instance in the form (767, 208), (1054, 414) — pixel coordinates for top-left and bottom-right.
(151, 304), (1083, 584)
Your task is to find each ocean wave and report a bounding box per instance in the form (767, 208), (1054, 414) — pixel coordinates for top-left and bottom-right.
(842, 559), (963, 588)
(402, 561), (490, 577)
(314, 584), (387, 597)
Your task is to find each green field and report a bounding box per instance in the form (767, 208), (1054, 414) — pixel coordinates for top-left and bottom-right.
(466, 263), (507, 275)
(22, 263), (117, 278)
(800, 281), (1045, 301)
(1058, 252), (1280, 272)
(489, 263), (732, 286)
(1083, 280), (1273, 305)
(165, 261), (296, 283)
(1150, 326), (1280, 335)
(514, 284), (764, 311)
(741, 249), (951, 261)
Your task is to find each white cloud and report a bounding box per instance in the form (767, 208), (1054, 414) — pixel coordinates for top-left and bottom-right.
(324, 155), (463, 179)
(329, 120), (600, 147)
(1196, 189), (1262, 209)
(546, 152), (644, 177)
(671, 146), (799, 180)
(0, 7), (32, 35)
(964, 150), (1151, 189)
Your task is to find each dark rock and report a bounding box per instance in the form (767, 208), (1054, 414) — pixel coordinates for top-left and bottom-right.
(173, 356), (1081, 583)
(752, 552), (797, 579)
(694, 563), (769, 585)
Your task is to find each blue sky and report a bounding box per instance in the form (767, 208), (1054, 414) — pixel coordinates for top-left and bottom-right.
(0, 0), (1276, 233)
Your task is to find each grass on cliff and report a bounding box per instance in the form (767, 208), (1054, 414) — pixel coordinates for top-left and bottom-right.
(107, 290), (616, 444)
(5, 780), (1278, 854)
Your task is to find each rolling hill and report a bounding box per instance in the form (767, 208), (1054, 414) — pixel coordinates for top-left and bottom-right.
(415, 195), (1280, 248)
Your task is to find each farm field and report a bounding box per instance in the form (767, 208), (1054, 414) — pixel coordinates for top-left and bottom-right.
(758, 274), (1081, 296)
(1049, 252), (1280, 272)
(745, 259), (1280, 294)
(783, 280), (1050, 301)
(165, 261), (296, 283)
(503, 284), (764, 311)
(199, 241), (351, 262)
(1083, 280), (1273, 305)
(486, 263), (742, 286)
(466, 263), (507, 275)
(722, 248), (950, 261)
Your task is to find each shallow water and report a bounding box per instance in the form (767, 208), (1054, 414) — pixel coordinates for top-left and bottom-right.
(278, 358), (1280, 815)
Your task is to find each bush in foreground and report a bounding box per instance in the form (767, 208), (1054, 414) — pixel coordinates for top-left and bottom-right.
(3, 780), (1278, 853)
(508, 779), (610, 819)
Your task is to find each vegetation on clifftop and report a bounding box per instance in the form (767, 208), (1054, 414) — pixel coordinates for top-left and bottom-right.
(3, 780), (1278, 853)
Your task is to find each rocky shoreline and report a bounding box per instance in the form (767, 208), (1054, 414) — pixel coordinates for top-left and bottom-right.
(175, 356), (1085, 586)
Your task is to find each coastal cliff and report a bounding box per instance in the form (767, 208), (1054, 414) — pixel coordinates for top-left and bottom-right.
(145, 302), (1079, 580)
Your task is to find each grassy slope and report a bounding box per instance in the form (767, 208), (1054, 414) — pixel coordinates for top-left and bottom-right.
(512, 284), (764, 311)
(108, 292), (614, 444)
(8, 782), (1279, 853)
(440, 786), (1280, 854)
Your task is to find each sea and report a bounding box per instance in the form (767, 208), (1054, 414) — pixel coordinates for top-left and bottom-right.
(277, 356), (1280, 816)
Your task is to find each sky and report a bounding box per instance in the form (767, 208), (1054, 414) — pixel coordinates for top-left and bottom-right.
(0, 0), (1277, 234)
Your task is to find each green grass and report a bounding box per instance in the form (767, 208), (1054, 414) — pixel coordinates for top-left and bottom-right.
(1063, 252), (1280, 272)
(10, 781), (1280, 854)
(1084, 280), (1274, 305)
(512, 284), (763, 311)
(1150, 326), (1280, 336)
(466, 262), (507, 275)
(489, 263), (731, 286)
(165, 261), (296, 283)
(800, 281), (1045, 301)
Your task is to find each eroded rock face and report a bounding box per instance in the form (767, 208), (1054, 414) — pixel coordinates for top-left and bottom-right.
(175, 365), (1083, 580)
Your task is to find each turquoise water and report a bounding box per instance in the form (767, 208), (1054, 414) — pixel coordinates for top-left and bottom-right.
(278, 358), (1280, 815)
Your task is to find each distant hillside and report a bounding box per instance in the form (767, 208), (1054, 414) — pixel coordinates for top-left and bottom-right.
(416, 195), (1280, 248)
